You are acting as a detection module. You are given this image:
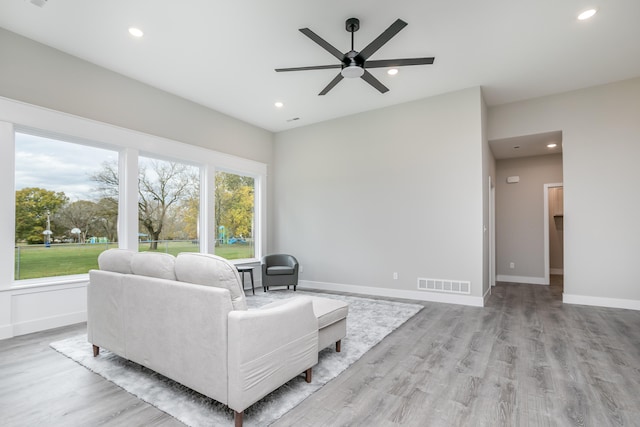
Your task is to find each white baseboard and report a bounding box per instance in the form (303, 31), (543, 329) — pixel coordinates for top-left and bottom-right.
(563, 293), (640, 311)
(496, 274), (548, 285)
(0, 324), (13, 340)
(483, 286), (492, 305)
(11, 311), (87, 337)
(298, 280), (484, 307)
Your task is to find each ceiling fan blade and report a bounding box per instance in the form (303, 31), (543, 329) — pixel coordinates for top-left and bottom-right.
(361, 70), (389, 94)
(319, 73), (344, 95)
(358, 19), (408, 61)
(365, 57), (435, 68)
(275, 64), (341, 72)
(299, 28), (345, 61)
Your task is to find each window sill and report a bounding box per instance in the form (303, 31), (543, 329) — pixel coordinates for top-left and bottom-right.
(6, 274), (89, 293)
(3, 258), (261, 293)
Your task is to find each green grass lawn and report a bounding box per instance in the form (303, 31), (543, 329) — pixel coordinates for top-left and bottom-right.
(15, 241), (254, 280)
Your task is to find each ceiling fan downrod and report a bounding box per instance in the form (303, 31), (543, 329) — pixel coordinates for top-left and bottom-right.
(342, 18), (363, 78)
(346, 17), (360, 52)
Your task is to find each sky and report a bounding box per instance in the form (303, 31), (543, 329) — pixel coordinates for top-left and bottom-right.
(14, 132), (118, 201)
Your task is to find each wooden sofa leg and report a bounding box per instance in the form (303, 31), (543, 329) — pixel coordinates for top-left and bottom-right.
(305, 367), (312, 383)
(92, 345), (100, 357)
(336, 340), (341, 353)
(235, 410), (243, 427)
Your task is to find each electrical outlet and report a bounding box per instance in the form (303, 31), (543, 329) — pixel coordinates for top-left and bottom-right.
(300, 265), (304, 273)
(393, 272), (398, 280)
(509, 262), (515, 269)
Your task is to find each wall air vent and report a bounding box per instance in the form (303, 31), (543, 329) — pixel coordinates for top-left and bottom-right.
(417, 277), (471, 295)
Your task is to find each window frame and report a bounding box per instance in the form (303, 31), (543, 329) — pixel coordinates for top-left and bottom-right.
(0, 97), (267, 289)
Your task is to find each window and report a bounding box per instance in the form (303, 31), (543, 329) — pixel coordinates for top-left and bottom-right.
(137, 156), (200, 255)
(3, 98), (266, 286)
(214, 171), (255, 260)
(14, 132), (118, 280)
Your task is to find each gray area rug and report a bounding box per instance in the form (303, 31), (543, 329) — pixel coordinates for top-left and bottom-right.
(51, 290), (422, 426)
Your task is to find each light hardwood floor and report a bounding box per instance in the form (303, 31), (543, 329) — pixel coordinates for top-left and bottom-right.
(2, 278), (640, 426)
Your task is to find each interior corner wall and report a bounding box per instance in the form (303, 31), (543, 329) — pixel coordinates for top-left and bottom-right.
(488, 77), (640, 308)
(495, 154), (563, 283)
(273, 87), (486, 305)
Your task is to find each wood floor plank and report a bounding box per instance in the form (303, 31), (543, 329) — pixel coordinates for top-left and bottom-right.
(3, 277), (640, 426)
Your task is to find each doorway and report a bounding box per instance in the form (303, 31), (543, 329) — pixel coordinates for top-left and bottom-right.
(543, 183), (563, 285)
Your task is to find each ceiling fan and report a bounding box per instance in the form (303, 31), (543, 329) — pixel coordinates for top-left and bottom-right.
(275, 18), (435, 95)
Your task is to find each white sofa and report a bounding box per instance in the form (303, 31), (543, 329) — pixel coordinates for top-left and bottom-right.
(87, 249), (319, 426)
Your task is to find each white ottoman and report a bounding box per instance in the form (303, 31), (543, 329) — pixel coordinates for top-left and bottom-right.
(310, 297), (349, 352)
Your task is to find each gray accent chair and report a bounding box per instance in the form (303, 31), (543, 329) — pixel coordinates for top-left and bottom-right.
(261, 254), (299, 291)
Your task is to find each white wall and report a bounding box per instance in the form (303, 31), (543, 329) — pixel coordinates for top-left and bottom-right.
(273, 87), (486, 306)
(0, 28), (273, 339)
(489, 77), (640, 309)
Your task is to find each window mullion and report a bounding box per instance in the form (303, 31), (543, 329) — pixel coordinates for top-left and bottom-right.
(119, 147), (140, 250)
(0, 121), (15, 287)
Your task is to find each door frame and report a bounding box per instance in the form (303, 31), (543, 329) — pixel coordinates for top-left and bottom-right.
(489, 176), (496, 287)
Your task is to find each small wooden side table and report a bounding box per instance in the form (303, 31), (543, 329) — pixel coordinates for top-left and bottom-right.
(236, 265), (255, 295)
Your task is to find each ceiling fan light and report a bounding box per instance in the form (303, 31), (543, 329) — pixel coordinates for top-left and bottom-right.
(341, 65), (364, 79)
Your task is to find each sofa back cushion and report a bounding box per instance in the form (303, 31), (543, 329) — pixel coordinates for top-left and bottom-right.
(175, 252), (247, 311)
(131, 252), (177, 280)
(98, 249), (134, 274)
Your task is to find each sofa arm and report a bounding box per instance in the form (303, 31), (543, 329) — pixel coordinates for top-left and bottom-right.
(227, 297), (318, 413)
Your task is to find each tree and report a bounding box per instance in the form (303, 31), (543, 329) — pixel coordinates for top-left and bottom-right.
(15, 187), (68, 244)
(54, 200), (100, 244)
(93, 197), (119, 242)
(91, 159), (198, 250)
(90, 161), (119, 242)
(215, 172), (254, 241)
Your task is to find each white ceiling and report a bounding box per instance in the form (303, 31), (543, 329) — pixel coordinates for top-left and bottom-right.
(489, 131), (562, 160)
(1, 0), (640, 134)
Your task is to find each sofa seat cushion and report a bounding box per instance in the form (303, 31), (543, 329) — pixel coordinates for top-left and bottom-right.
(310, 297), (349, 329)
(175, 252), (248, 311)
(131, 252), (177, 280)
(266, 266), (295, 276)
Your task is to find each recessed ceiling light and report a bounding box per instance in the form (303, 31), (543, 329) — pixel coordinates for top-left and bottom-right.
(387, 68), (399, 76)
(577, 9), (597, 20)
(128, 27), (144, 38)
(274, 102), (284, 108)
(547, 143), (558, 148)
